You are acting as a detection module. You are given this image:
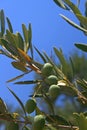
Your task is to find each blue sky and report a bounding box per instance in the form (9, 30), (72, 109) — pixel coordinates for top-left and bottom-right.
(0, 0), (87, 107)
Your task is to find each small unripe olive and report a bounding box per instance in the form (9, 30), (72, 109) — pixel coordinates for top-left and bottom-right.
(49, 84), (60, 98)
(45, 75), (58, 85)
(41, 63), (53, 76)
(25, 99), (36, 114)
(33, 115), (45, 130)
(7, 122), (19, 130)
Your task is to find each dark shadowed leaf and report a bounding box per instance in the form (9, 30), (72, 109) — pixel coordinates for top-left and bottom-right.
(0, 98), (8, 113)
(46, 115), (69, 125)
(7, 122), (19, 130)
(0, 10), (5, 36)
(34, 46), (47, 63)
(14, 80), (41, 85)
(28, 23), (33, 55)
(0, 38), (19, 57)
(6, 17), (13, 33)
(75, 43), (87, 52)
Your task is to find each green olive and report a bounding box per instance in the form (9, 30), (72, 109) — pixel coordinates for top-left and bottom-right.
(33, 115), (45, 130)
(25, 99), (36, 114)
(49, 84), (60, 98)
(7, 122), (19, 130)
(41, 63), (53, 76)
(45, 75), (58, 85)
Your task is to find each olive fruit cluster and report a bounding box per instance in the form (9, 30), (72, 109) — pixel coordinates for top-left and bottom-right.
(33, 115), (45, 130)
(41, 63), (60, 98)
(25, 98), (36, 114)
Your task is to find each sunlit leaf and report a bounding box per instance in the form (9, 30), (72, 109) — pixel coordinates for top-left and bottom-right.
(8, 87), (26, 116)
(22, 24), (28, 52)
(6, 17), (13, 33)
(53, 0), (70, 10)
(18, 48), (41, 73)
(74, 113), (87, 130)
(75, 43), (87, 52)
(76, 14), (87, 29)
(17, 48), (32, 63)
(76, 79), (87, 91)
(64, 0), (82, 16)
(0, 9), (5, 36)
(11, 61), (28, 72)
(60, 14), (87, 33)
(22, 24), (28, 43)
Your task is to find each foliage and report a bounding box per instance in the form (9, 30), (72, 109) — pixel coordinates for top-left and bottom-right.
(0, 0), (87, 130)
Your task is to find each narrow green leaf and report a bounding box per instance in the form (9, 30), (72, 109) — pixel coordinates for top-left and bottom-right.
(64, 0), (82, 16)
(0, 10), (5, 36)
(46, 115), (69, 125)
(53, 0), (69, 10)
(53, 47), (66, 64)
(0, 49), (15, 59)
(22, 24), (28, 43)
(6, 30), (17, 47)
(6, 17), (13, 33)
(76, 14), (87, 29)
(34, 46), (47, 63)
(28, 23), (33, 57)
(75, 43), (87, 52)
(16, 32), (24, 50)
(54, 47), (68, 75)
(69, 57), (74, 77)
(0, 39), (18, 56)
(8, 87), (26, 116)
(14, 80), (41, 85)
(7, 71), (30, 83)
(76, 79), (87, 91)
(60, 14), (87, 33)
